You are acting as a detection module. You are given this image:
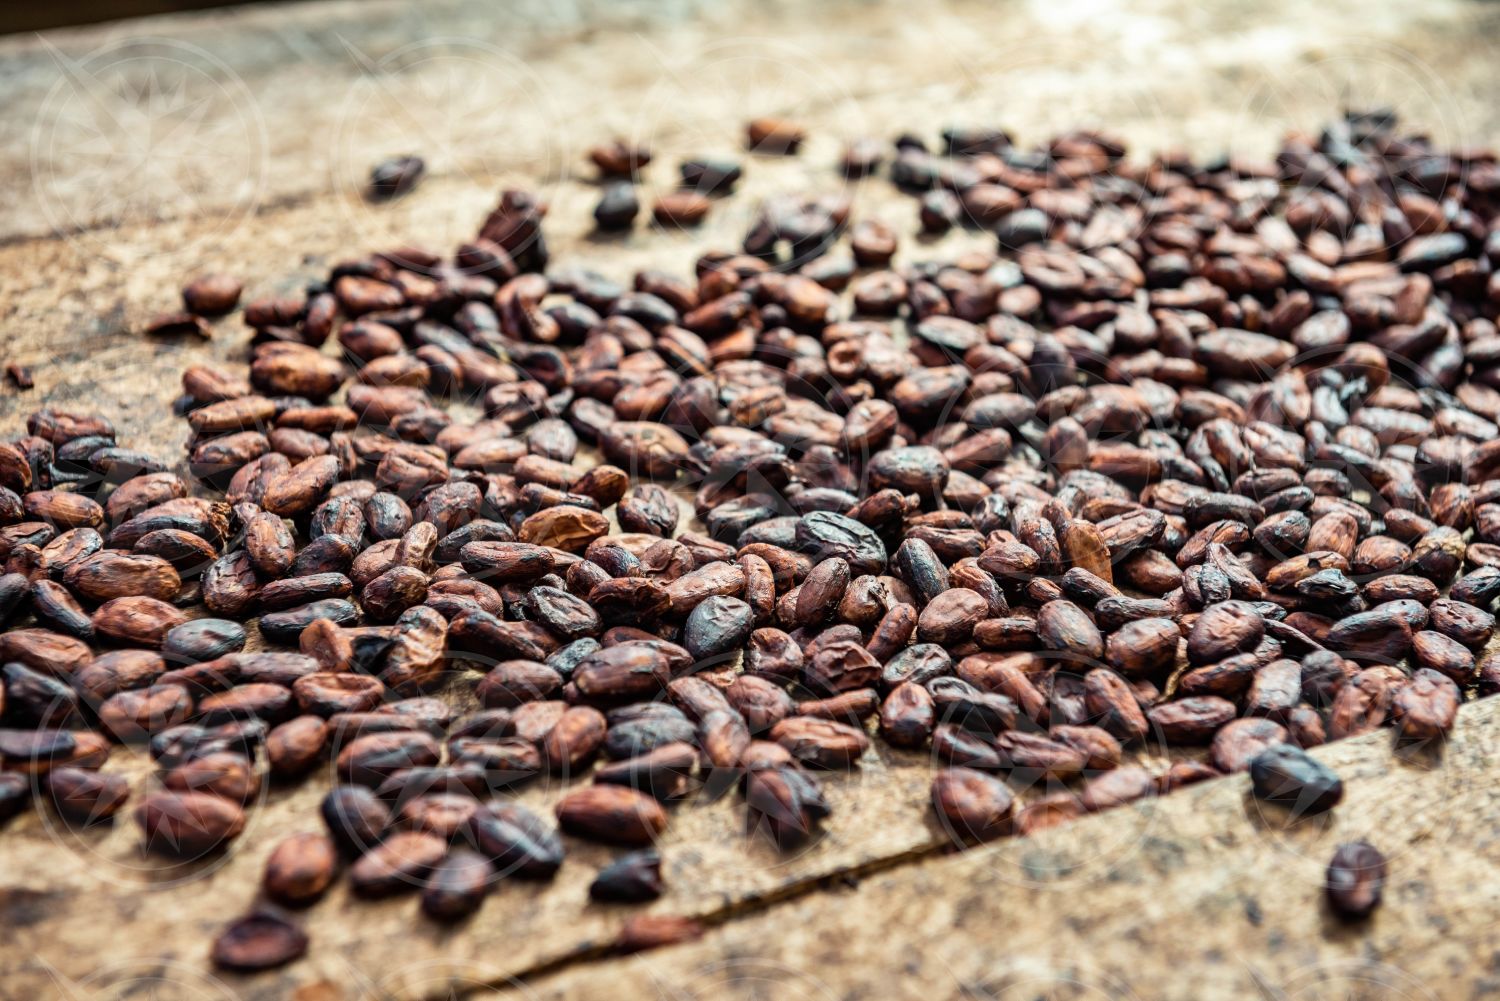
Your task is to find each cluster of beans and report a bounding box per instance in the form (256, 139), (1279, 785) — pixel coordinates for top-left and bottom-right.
(0, 109), (1497, 967)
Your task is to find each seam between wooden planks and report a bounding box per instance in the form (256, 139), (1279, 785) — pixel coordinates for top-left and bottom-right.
(470, 838), (952, 999)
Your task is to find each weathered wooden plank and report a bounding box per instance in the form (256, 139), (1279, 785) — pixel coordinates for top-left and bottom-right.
(6, 0), (1497, 245)
(503, 697), (1500, 1001)
(0, 733), (952, 1000)
(0, 0), (1498, 999)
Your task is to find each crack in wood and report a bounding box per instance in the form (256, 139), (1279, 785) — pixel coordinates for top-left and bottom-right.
(489, 838), (951, 993)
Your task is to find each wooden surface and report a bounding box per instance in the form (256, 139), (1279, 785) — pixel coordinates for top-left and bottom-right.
(2, 1), (1500, 999)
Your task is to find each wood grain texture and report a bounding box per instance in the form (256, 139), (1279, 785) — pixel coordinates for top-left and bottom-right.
(506, 697), (1500, 1001)
(0, 0), (1498, 999)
